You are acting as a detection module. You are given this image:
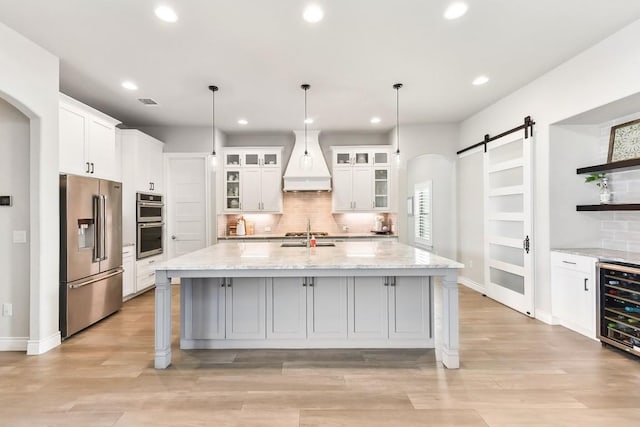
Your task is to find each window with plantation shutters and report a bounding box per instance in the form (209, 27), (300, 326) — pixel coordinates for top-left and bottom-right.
(414, 181), (432, 249)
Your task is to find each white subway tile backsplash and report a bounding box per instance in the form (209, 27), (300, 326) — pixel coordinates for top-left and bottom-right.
(596, 113), (640, 252)
(602, 239), (628, 251)
(601, 221), (627, 231)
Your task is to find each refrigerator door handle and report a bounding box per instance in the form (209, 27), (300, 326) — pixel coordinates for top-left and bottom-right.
(68, 268), (124, 289)
(100, 194), (107, 261)
(93, 195), (100, 262)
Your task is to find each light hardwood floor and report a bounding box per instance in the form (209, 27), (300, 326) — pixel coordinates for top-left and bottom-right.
(1, 285), (639, 426)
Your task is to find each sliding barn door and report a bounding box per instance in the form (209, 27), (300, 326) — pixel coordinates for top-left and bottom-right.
(483, 134), (534, 317)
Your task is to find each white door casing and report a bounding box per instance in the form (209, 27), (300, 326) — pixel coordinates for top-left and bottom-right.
(483, 134), (535, 317)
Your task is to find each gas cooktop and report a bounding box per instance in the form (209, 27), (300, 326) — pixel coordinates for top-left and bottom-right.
(284, 231), (329, 237)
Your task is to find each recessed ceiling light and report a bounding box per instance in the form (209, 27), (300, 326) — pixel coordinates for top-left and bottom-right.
(121, 81), (138, 91)
(472, 75), (489, 86)
(155, 5), (178, 23)
(304, 118), (314, 124)
(237, 119), (248, 125)
(444, 2), (468, 20)
(370, 117), (381, 124)
(303, 4), (324, 23)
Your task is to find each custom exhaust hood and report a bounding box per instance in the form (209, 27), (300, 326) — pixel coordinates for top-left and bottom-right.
(283, 130), (331, 192)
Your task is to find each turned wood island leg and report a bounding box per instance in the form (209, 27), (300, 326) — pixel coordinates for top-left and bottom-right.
(439, 270), (460, 369)
(154, 270), (172, 369)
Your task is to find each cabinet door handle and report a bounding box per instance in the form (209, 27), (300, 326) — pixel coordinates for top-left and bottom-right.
(302, 278), (307, 287)
(86, 162), (90, 173)
(391, 277), (396, 287)
(90, 163), (95, 174)
(562, 260), (577, 265)
(309, 277), (314, 287)
(384, 277), (389, 287)
(228, 278), (232, 288)
(584, 278), (588, 291)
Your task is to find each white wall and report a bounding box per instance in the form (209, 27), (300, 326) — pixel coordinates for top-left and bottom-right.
(457, 19), (640, 320)
(0, 98), (30, 341)
(0, 22), (60, 352)
(391, 124), (459, 245)
(407, 154), (457, 260)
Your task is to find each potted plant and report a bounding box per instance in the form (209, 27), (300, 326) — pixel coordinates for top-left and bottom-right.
(585, 172), (611, 204)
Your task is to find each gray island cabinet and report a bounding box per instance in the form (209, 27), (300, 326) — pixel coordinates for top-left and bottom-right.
(153, 241), (463, 369)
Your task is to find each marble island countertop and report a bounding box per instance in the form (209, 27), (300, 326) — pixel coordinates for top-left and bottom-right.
(157, 241), (463, 272)
(552, 248), (640, 265)
(218, 232), (396, 240)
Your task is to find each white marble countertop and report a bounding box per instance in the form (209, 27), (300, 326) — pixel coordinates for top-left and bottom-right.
(157, 241), (463, 271)
(552, 248), (640, 265)
(218, 233), (397, 240)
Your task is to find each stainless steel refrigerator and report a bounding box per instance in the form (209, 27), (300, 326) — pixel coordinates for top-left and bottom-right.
(60, 174), (123, 338)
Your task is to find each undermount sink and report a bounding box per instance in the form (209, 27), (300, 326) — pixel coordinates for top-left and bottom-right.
(280, 242), (336, 248)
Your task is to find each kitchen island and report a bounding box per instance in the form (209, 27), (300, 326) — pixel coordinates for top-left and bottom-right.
(154, 241), (463, 369)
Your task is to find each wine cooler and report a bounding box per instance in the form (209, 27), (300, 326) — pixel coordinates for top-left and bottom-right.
(598, 262), (640, 357)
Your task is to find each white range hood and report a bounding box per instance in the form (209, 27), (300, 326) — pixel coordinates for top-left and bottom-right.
(283, 130), (331, 192)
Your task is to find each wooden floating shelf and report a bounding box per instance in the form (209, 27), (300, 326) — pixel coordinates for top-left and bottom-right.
(576, 204), (640, 211)
(577, 158), (640, 174)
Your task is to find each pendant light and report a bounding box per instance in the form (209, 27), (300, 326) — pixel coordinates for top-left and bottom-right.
(208, 85), (219, 159)
(300, 83), (313, 170)
(393, 83), (403, 158)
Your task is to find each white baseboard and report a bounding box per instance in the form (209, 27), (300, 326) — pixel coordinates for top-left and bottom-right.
(27, 331), (61, 355)
(180, 338), (435, 350)
(535, 309), (555, 325)
(458, 276), (486, 294)
(0, 337), (28, 351)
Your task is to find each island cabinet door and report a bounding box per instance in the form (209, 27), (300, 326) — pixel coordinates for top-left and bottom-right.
(347, 277), (389, 339)
(307, 277), (348, 339)
(225, 277), (266, 339)
(181, 278), (226, 340)
(266, 277), (307, 339)
(388, 276), (432, 340)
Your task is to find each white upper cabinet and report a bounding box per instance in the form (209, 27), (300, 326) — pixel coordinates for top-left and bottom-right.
(59, 93), (121, 181)
(221, 147), (283, 213)
(120, 129), (165, 194)
(331, 146), (392, 212)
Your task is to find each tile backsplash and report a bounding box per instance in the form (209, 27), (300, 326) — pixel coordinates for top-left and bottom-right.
(218, 192), (396, 236)
(597, 112), (640, 252)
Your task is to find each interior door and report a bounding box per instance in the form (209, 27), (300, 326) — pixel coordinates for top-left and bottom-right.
(167, 156), (207, 259)
(483, 134), (534, 317)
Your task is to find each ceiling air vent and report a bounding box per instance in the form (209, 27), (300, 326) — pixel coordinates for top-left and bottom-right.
(137, 98), (158, 106)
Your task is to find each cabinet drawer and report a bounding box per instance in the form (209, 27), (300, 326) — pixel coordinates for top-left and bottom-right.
(551, 251), (596, 273)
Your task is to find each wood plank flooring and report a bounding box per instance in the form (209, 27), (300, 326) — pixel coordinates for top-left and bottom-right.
(1, 285), (639, 426)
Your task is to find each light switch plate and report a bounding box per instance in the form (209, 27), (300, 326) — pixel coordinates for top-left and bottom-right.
(12, 230), (27, 244)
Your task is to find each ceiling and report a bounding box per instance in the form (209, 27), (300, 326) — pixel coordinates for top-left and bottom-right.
(2, 0), (640, 132)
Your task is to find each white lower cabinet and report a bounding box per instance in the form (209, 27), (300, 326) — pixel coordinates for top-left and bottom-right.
(307, 277), (348, 339)
(122, 246), (135, 300)
(136, 254), (164, 294)
(348, 276), (431, 341)
(551, 251), (597, 340)
(182, 275), (432, 347)
(388, 276), (431, 340)
(182, 278), (226, 341)
(225, 277), (266, 339)
(267, 277), (307, 339)
(348, 276), (388, 339)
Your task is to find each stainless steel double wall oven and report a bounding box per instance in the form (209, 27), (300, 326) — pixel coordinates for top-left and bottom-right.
(136, 192), (164, 259)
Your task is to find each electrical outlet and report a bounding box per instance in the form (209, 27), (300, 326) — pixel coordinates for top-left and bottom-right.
(2, 303), (12, 317)
(264, 226), (271, 232)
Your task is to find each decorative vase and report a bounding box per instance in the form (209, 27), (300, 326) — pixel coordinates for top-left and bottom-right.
(599, 177), (612, 204)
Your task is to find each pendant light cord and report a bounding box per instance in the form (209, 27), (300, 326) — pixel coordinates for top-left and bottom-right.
(209, 85), (218, 156)
(302, 84), (310, 155)
(393, 83), (402, 155)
